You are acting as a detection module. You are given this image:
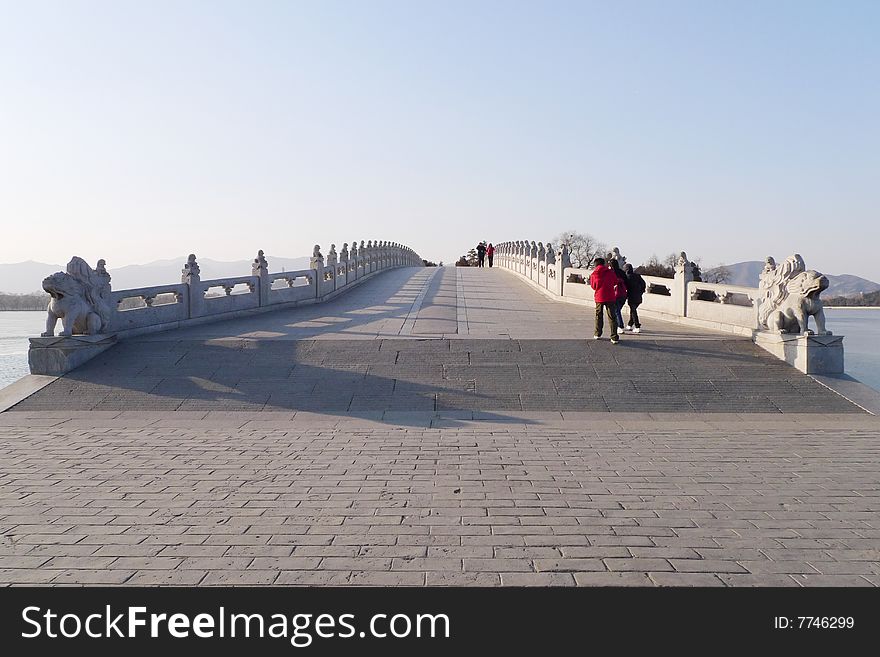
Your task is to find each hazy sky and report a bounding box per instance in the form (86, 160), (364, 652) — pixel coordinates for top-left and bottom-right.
(1, 1), (878, 280)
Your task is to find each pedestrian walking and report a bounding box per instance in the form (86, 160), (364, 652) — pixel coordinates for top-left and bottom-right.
(624, 263), (646, 333)
(609, 258), (628, 331)
(476, 242), (487, 267)
(486, 243), (495, 267)
(589, 257), (621, 343)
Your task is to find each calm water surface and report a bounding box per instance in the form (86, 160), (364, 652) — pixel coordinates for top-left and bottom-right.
(0, 311), (43, 389)
(0, 309), (878, 391)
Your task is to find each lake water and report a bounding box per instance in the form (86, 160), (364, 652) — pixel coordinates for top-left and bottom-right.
(0, 311), (44, 389)
(0, 309), (878, 391)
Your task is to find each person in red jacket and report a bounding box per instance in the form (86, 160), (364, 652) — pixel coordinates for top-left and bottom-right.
(589, 257), (621, 343)
(486, 243), (495, 267)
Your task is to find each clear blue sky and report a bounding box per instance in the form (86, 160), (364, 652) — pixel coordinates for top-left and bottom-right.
(1, 0), (878, 279)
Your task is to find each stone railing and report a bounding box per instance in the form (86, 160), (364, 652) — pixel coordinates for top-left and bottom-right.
(494, 241), (844, 375)
(29, 241), (422, 375)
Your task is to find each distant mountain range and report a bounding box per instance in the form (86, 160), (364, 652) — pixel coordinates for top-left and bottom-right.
(0, 256), (311, 295)
(715, 261), (880, 298)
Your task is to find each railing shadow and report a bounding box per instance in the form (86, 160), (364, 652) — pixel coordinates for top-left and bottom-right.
(53, 338), (537, 427)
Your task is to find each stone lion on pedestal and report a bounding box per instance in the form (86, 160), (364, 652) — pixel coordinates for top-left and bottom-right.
(759, 258), (831, 336)
(41, 257), (112, 337)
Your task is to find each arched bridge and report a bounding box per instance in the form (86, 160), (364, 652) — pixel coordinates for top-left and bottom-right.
(13, 261), (860, 416)
(2, 243), (878, 588)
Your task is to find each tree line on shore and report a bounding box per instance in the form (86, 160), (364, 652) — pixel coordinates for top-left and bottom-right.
(824, 289), (880, 307)
(0, 292), (46, 311)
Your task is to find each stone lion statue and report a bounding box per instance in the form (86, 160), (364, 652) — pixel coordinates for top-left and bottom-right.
(764, 269), (832, 336)
(757, 254), (805, 327)
(41, 257), (112, 337)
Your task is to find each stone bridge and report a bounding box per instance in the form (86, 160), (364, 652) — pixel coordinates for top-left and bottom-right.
(1, 251), (879, 587)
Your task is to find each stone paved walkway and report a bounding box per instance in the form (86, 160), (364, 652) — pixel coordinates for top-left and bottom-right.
(1, 266), (878, 586)
(1, 412), (878, 586)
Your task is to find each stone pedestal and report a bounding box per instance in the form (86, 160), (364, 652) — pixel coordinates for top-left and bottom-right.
(28, 335), (117, 376)
(753, 332), (844, 375)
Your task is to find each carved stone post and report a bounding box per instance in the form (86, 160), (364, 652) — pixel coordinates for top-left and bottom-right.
(327, 244), (339, 291)
(310, 244), (324, 298)
(537, 242), (546, 286)
(182, 253), (203, 318)
(545, 241), (556, 292)
(350, 240), (359, 280)
(673, 251), (695, 317)
(529, 241), (538, 281)
(558, 244), (571, 297)
(252, 249), (269, 306)
(339, 243), (349, 288)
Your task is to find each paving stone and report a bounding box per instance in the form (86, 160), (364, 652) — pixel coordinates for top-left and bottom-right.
(669, 559), (749, 573)
(605, 558), (674, 572)
(426, 572), (502, 586)
(648, 572), (725, 587)
(573, 572), (653, 586)
(201, 570), (278, 585)
(127, 570), (208, 586)
(501, 573), (576, 586)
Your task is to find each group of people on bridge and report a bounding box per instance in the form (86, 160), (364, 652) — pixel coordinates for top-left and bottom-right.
(589, 254), (646, 344)
(475, 242), (495, 268)
(471, 241), (645, 344)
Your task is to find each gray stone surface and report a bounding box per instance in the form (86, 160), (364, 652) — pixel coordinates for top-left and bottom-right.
(10, 337), (861, 413)
(0, 412), (878, 586)
(754, 332), (844, 375)
(28, 334), (117, 376)
(0, 375), (57, 413)
(2, 266), (876, 586)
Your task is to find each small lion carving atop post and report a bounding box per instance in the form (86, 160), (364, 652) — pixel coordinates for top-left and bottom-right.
(757, 254), (831, 336)
(42, 257), (113, 337)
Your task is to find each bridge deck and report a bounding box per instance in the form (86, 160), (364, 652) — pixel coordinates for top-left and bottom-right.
(2, 266), (878, 587)
(9, 267), (861, 414)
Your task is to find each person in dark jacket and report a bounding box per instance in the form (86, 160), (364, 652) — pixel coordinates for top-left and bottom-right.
(589, 258), (621, 343)
(609, 259), (628, 331)
(476, 242), (487, 267)
(486, 243), (495, 267)
(624, 263), (646, 333)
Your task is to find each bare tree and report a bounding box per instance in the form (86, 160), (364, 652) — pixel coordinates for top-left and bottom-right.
(636, 253), (676, 278)
(553, 231), (606, 269)
(704, 263), (731, 284)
